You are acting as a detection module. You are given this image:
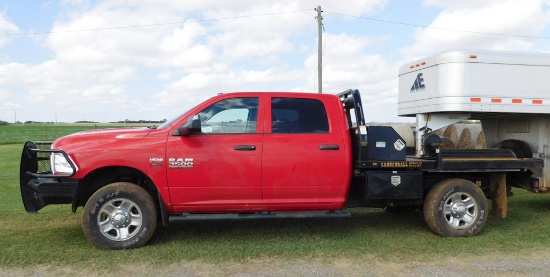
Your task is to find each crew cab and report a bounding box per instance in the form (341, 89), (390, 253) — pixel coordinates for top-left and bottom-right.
(20, 89), (542, 249)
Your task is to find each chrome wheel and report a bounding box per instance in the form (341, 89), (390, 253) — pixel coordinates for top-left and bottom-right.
(443, 192), (477, 230)
(424, 178), (487, 237)
(83, 182), (157, 249)
(97, 198), (143, 241)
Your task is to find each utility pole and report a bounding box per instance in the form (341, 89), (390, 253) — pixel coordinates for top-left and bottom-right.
(316, 5), (323, 93)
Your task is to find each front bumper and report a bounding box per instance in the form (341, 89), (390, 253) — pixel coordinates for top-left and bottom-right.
(20, 141), (79, 212)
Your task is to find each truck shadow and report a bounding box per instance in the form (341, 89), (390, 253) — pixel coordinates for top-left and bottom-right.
(149, 208), (428, 247)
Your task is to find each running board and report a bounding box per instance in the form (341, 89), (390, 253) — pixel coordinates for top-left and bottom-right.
(168, 210), (350, 222)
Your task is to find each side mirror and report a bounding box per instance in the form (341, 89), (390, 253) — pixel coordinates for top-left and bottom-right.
(173, 115), (201, 136)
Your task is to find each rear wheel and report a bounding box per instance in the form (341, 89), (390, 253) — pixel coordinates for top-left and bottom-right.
(423, 178), (487, 237)
(82, 182), (157, 249)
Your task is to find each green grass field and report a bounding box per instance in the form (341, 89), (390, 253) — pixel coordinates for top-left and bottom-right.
(0, 123), (151, 144)
(3, 125), (550, 271)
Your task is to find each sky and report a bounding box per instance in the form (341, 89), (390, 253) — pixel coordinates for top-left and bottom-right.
(1, 0), (550, 123)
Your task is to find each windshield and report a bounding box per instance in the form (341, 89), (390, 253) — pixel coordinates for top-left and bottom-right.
(156, 111), (188, 129)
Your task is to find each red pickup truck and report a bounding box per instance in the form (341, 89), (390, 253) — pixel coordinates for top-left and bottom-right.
(20, 90), (542, 249)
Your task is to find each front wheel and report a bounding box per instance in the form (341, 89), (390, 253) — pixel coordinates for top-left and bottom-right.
(423, 178), (487, 237)
(82, 182), (157, 249)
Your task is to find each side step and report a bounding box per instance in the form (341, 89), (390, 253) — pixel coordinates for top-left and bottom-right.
(168, 210), (350, 222)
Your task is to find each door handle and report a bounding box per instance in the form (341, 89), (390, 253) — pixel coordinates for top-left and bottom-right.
(319, 144), (339, 150)
(234, 145), (256, 151)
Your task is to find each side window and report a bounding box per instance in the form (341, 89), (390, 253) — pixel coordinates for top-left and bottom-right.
(199, 97), (259, 134)
(271, 98), (329, 134)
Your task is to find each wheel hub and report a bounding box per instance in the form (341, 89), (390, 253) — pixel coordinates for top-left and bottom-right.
(111, 210), (131, 228)
(451, 202), (467, 217)
(443, 191), (478, 230)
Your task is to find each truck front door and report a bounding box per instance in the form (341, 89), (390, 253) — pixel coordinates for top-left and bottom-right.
(166, 97), (264, 210)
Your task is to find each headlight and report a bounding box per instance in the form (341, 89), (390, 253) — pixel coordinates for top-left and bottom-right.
(50, 152), (77, 176)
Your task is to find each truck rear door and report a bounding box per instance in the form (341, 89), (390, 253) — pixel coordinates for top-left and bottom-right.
(261, 95), (351, 208)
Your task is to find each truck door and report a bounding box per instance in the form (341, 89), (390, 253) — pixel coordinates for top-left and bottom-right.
(262, 96), (350, 207)
(166, 97), (264, 209)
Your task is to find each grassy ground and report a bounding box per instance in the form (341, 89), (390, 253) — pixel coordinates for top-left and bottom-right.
(3, 130), (550, 273)
(0, 123), (150, 144)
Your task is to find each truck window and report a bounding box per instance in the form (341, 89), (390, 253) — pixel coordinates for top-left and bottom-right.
(271, 98), (329, 133)
(199, 97), (259, 134)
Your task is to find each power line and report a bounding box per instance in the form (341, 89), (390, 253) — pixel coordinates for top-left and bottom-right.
(328, 11), (550, 40)
(0, 9), (310, 37)
(5, 7), (544, 41)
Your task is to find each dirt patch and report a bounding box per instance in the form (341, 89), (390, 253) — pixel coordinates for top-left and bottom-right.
(3, 251), (550, 277)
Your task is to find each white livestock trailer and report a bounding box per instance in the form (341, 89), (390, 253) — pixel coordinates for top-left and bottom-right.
(398, 49), (550, 188)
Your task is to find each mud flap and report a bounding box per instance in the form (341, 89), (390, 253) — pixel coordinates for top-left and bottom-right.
(490, 172), (507, 218)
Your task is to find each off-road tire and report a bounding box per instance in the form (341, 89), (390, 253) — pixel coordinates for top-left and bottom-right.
(82, 182), (157, 249)
(424, 178), (487, 237)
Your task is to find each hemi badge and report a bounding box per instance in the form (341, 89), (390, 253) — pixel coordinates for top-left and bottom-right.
(150, 158), (164, 167)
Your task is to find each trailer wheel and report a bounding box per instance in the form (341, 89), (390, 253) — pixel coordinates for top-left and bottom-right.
(423, 178), (487, 237)
(82, 182), (157, 249)
(495, 139), (532, 158)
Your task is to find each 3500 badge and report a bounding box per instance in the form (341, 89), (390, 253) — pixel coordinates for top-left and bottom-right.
(168, 158), (194, 168)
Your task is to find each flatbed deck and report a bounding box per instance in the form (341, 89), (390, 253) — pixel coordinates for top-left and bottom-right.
(355, 149), (543, 172)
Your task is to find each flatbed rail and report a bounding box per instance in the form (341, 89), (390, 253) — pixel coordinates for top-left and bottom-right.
(354, 149), (543, 172)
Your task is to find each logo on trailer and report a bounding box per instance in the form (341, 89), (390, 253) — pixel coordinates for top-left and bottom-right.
(410, 73), (425, 93)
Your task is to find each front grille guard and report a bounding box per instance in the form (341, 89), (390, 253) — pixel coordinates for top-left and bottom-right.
(20, 141), (78, 213)
(20, 141), (77, 179)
